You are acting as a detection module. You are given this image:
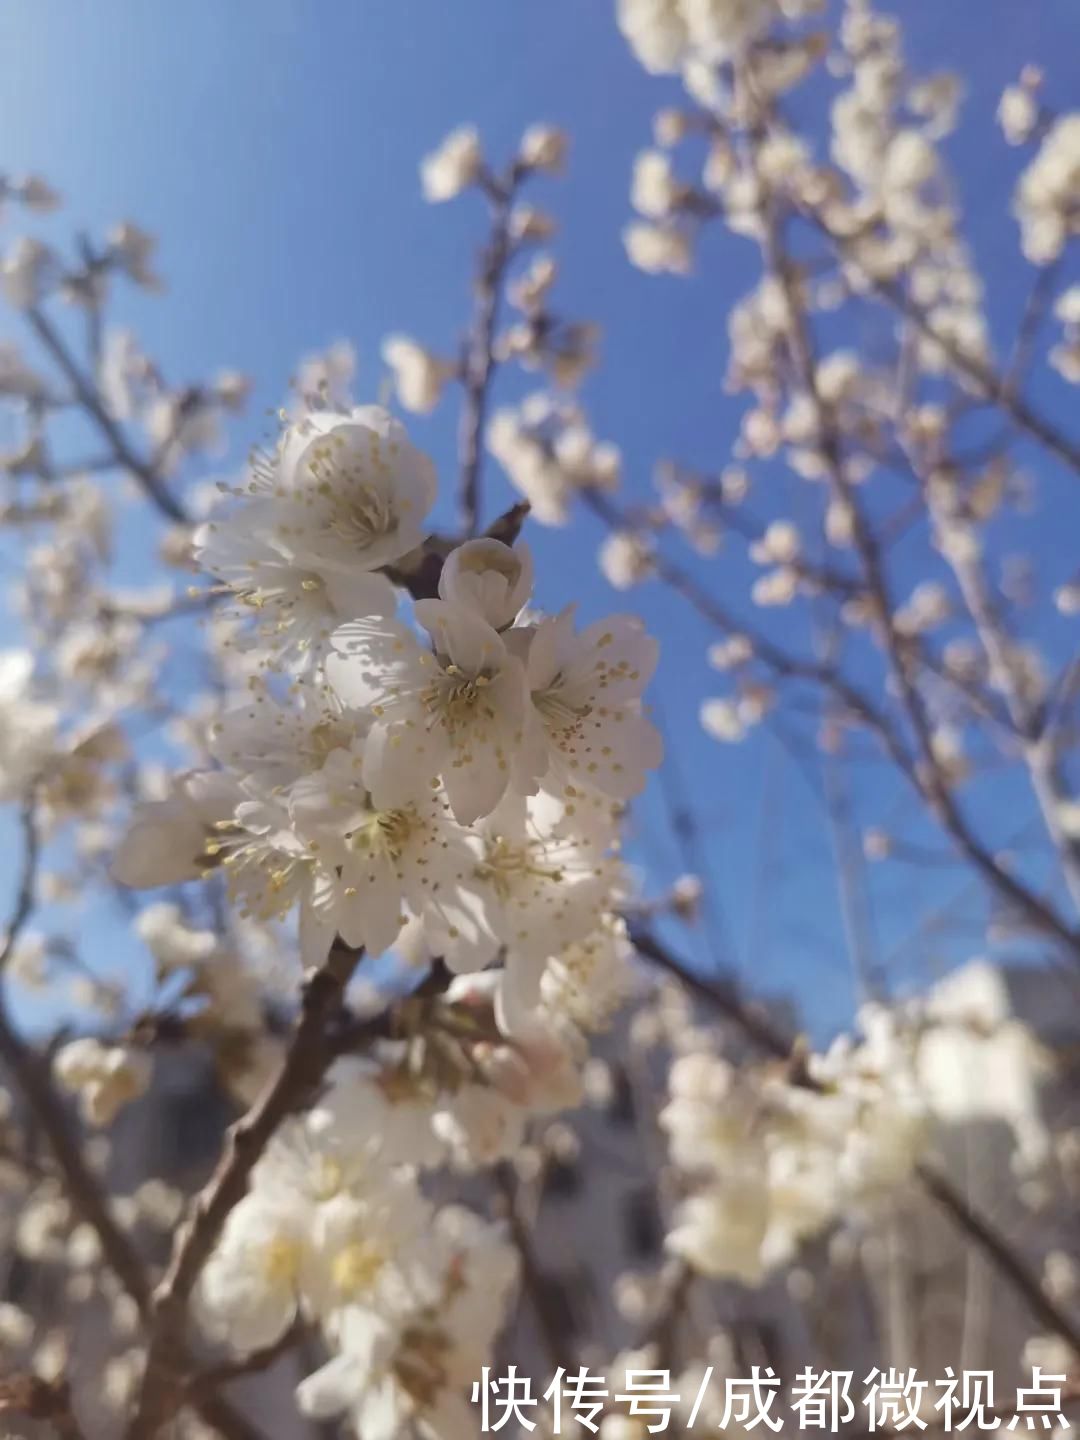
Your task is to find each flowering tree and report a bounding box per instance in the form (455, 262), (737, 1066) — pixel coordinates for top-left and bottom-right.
(0, 2), (1077, 1437)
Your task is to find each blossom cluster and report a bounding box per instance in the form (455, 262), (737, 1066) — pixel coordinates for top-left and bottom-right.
(197, 1061), (522, 1440)
(113, 404), (661, 1023)
(103, 382), (661, 1427)
(660, 960), (1055, 1288)
(660, 1016), (928, 1285)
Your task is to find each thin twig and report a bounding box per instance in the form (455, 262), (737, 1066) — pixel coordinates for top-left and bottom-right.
(818, 228), (1080, 481)
(581, 487), (922, 786)
(457, 172), (517, 536)
(916, 1165), (1080, 1355)
(924, 457), (1080, 919)
(0, 802), (151, 1310)
(495, 1162), (578, 1377)
(25, 305), (188, 524)
(754, 173), (1080, 963)
(186, 1322), (305, 1403)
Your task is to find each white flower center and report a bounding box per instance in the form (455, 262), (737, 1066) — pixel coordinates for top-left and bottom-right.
(261, 1235), (301, 1287)
(533, 678), (592, 736)
(331, 1239), (386, 1298)
(325, 484), (396, 547)
(476, 836), (564, 900)
(422, 663), (497, 736)
(207, 827), (312, 921)
(306, 437), (402, 549)
(344, 807), (420, 862)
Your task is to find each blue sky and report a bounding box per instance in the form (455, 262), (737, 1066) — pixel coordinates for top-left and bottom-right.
(2, 0), (1080, 1035)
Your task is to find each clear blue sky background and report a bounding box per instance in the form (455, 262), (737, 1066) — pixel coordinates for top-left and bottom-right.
(2, 0), (1079, 1035)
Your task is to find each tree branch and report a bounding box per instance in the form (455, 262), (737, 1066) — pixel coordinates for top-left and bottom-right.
(0, 802), (151, 1310)
(457, 173), (517, 536)
(127, 940), (365, 1438)
(185, 1322), (306, 1405)
(754, 177), (1080, 963)
(495, 1162), (577, 1377)
(25, 305), (188, 524)
(812, 219), (1080, 482)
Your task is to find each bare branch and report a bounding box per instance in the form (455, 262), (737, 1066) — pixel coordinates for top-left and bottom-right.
(0, 1373), (88, 1440)
(495, 1162), (578, 1377)
(186, 1322), (306, 1404)
(752, 163), (1080, 963)
(457, 174), (518, 536)
(0, 801), (152, 1310)
(809, 219), (1080, 482)
(25, 305), (189, 524)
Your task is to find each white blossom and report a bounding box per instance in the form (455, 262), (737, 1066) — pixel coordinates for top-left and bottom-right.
(196, 406), (435, 671)
(297, 1208), (517, 1440)
(998, 83), (1039, 146)
(631, 149), (684, 219)
(488, 395), (620, 524)
(134, 902), (218, 972)
(292, 340), (357, 413)
(540, 917), (636, 1031)
(293, 748), (474, 963)
(0, 341), (47, 401)
(438, 538), (533, 631)
(108, 221), (163, 291)
(0, 651), (59, 799)
(617, 0), (778, 74)
(197, 1189), (313, 1353)
(14, 175), (60, 212)
(623, 221), (693, 275)
(1015, 114), (1080, 264)
(508, 204), (556, 243)
(54, 1039), (152, 1127)
(520, 606), (662, 801)
(2, 237), (55, 309)
(327, 599), (530, 825)
(422, 791), (623, 1027)
(307, 1058), (446, 1170)
(700, 697), (745, 743)
(519, 124), (569, 174)
(599, 530), (654, 589)
(421, 126), (482, 203)
(381, 335), (453, 414)
(112, 770), (244, 888)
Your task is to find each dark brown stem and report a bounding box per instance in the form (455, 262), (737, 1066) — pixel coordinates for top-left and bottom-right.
(628, 922), (791, 1061)
(495, 1163), (577, 1377)
(0, 1375), (88, 1440)
(127, 941), (365, 1438)
(458, 182), (515, 536)
(186, 1323), (305, 1403)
